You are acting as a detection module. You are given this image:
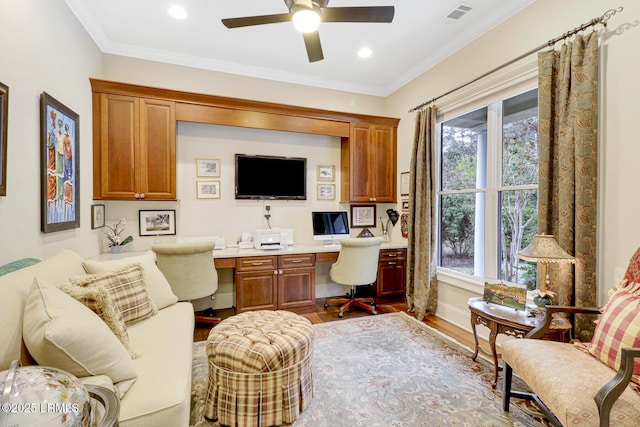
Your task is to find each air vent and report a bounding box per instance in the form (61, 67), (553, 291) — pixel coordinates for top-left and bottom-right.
(445, 3), (473, 21)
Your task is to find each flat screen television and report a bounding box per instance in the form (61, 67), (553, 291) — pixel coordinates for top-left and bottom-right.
(312, 211), (350, 246)
(235, 154), (307, 200)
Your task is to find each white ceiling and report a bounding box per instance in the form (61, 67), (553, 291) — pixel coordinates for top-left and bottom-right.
(64, 0), (535, 96)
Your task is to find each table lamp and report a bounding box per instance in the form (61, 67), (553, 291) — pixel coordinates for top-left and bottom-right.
(517, 234), (576, 307)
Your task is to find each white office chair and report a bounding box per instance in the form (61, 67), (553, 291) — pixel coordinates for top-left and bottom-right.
(152, 241), (220, 325)
(324, 237), (384, 318)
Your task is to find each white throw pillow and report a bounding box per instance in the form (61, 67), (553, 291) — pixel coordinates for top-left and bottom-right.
(83, 251), (178, 309)
(22, 278), (137, 385)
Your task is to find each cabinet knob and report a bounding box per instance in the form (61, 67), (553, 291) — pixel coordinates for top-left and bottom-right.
(291, 259), (303, 263)
(252, 262), (264, 266)
(370, 197), (377, 201)
(274, 270), (278, 275)
(140, 193), (145, 199)
(134, 193), (140, 199)
(279, 270), (284, 274)
(388, 261), (397, 265)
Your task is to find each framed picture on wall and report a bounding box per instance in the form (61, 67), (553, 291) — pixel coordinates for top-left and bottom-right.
(139, 210), (176, 236)
(401, 171), (410, 196)
(40, 92), (80, 233)
(196, 158), (221, 177)
(351, 204), (376, 228)
(0, 81), (8, 197)
(316, 164), (335, 182)
(196, 180), (220, 199)
(91, 204), (105, 229)
(317, 183), (335, 200)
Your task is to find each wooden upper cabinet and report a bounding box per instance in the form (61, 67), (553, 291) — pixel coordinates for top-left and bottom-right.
(93, 93), (176, 200)
(341, 123), (397, 203)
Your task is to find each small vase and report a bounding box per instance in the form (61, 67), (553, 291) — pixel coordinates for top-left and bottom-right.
(110, 246), (124, 255)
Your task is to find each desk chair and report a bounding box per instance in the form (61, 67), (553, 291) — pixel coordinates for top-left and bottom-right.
(152, 241), (220, 326)
(324, 237), (384, 318)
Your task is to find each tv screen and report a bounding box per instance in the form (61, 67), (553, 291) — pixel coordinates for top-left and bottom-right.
(235, 154), (307, 200)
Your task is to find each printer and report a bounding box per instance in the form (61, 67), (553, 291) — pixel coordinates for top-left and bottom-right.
(253, 228), (294, 250)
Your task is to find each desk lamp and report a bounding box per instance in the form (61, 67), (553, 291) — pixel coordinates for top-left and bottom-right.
(517, 234), (576, 307)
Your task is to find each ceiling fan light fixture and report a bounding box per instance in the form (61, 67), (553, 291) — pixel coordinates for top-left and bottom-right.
(292, 7), (321, 33)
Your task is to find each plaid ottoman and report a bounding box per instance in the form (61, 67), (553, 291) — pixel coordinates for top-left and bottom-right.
(204, 310), (314, 427)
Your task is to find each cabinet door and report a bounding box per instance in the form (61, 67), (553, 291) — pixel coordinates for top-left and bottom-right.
(277, 267), (316, 311)
(376, 249), (407, 301)
(348, 123), (375, 202)
(371, 125), (396, 202)
(139, 99), (176, 199)
(235, 270), (278, 313)
(97, 94), (139, 199)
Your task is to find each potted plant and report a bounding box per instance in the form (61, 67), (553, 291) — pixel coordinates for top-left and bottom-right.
(104, 218), (133, 254)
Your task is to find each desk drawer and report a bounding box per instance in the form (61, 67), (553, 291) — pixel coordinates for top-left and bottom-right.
(236, 256), (277, 272)
(379, 248), (406, 262)
(279, 253), (315, 269)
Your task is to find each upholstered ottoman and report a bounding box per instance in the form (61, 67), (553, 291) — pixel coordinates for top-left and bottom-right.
(204, 310), (314, 427)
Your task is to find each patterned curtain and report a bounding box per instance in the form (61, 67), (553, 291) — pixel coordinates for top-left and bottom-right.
(537, 32), (599, 341)
(406, 106), (438, 321)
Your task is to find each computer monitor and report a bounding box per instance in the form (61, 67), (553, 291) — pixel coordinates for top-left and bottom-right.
(312, 211), (350, 246)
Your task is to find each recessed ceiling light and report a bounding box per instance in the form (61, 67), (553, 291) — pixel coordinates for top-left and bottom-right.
(168, 5), (187, 20)
(357, 47), (373, 58)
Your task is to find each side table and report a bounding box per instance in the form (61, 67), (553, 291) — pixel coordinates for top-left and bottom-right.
(467, 296), (570, 388)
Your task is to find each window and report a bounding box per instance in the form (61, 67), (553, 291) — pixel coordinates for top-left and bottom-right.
(437, 88), (538, 288)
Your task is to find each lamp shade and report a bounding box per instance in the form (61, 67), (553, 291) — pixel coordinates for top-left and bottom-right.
(517, 234), (576, 264)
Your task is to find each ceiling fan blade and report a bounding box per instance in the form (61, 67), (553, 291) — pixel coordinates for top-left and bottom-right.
(321, 6), (395, 23)
(302, 31), (324, 62)
(222, 13), (292, 29)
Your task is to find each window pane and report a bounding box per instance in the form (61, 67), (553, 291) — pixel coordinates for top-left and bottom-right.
(502, 89), (538, 187)
(441, 108), (487, 191)
(439, 192), (484, 275)
(499, 189), (538, 287)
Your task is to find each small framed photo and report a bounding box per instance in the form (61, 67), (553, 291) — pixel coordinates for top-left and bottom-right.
(196, 158), (221, 177)
(139, 210), (176, 236)
(317, 183), (335, 200)
(402, 199), (410, 211)
(316, 164), (335, 182)
(196, 180), (220, 199)
(91, 204), (105, 229)
(351, 204), (376, 228)
(401, 171), (410, 196)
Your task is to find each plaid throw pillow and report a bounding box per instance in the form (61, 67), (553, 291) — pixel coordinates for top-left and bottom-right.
(69, 263), (158, 325)
(589, 288), (640, 382)
(59, 282), (139, 359)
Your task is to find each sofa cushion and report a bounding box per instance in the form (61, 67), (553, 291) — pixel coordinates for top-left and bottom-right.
(22, 278), (137, 385)
(119, 302), (194, 426)
(589, 288), (640, 381)
(83, 251), (178, 310)
(69, 264), (158, 326)
(59, 282), (138, 359)
(502, 339), (640, 425)
(0, 249), (87, 371)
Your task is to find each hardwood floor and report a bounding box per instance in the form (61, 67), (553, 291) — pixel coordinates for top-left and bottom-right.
(194, 299), (487, 352)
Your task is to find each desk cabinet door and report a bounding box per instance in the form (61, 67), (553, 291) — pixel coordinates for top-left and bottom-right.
(277, 267), (316, 311)
(235, 271), (278, 312)
(376, 249), (407, 301)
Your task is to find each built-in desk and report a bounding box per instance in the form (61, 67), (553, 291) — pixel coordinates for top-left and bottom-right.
(212, 242), (407, 314)
(90, 242), (407, 315)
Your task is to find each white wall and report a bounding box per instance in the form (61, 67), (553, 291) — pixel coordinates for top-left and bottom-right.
(386, 0), (640, 335)
(0, 0), (102, 263)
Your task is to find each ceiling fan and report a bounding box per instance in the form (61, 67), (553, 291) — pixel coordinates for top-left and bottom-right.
(221, 0), (395, 62)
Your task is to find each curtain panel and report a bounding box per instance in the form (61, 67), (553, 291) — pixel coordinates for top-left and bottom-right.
(406, 106), (438, 321)
(537, 32), (599, 340)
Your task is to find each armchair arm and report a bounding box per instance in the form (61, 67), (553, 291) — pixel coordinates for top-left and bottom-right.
(595, 347), (640, 427)
(526, 305), (601, 339)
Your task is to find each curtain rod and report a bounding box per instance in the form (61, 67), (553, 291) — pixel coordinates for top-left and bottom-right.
(408, 7), (623, 113)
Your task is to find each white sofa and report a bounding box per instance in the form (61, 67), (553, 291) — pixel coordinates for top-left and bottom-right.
(0, 249), (195, 427)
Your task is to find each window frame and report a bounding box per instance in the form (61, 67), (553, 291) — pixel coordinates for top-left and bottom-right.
(434, 63), (539, 292)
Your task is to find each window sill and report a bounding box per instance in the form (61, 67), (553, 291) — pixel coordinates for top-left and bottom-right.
(436, 268), (485, 294)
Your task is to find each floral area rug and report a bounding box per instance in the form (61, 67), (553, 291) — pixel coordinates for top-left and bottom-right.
(190, 312), (549, 427)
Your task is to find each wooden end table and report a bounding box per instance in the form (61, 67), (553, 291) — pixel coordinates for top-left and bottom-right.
(467, 296), (570, 388)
